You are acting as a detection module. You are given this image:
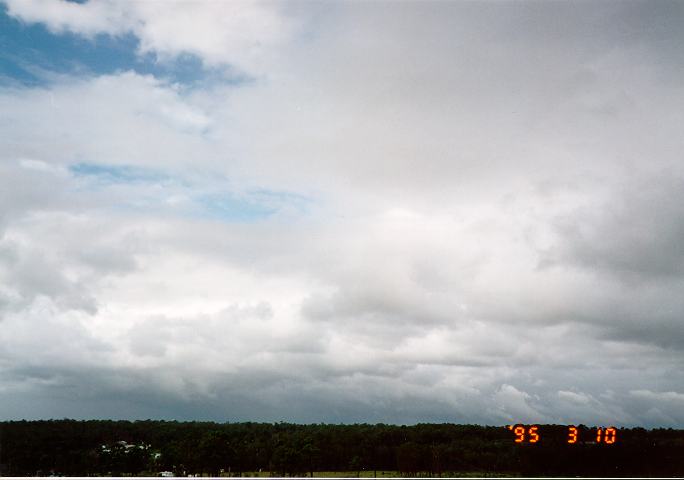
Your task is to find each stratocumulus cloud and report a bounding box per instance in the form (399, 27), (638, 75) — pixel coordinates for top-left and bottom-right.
(1, 0), (684, 426)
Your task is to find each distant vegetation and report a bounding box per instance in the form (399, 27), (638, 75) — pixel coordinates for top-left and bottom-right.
(0, 420), (682, 477)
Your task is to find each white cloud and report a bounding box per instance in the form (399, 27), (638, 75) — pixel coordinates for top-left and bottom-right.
(0, 72), (220, 173)
(558, 390), (591, 405)
(491, 385), (547, 423)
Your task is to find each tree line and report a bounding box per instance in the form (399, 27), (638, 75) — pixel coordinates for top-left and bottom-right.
(0, 420), (682, 476)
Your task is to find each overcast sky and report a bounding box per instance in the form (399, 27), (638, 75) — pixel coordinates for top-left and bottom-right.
(1, 0), (684, 427)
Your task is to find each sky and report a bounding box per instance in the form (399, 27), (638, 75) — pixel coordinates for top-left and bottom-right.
(1, 0), (684, 427)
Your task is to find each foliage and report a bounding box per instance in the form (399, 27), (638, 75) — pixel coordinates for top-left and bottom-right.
(0, 420), (682, 476)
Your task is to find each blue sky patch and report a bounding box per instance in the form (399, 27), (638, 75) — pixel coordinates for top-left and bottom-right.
(196, 193), (278, 222)
(0, 5), (249, 87)
(195, 188), (312, 222)
(69, 163), (170, 185)
(69, 162), (311, 223)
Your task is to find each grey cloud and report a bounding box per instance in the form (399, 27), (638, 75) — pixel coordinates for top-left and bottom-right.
(0, 161), (71, 232)
(627, 390), (684, 426)
(530, 172), (684, 350)
(125, 302), (279, 359)
(548, 173), (684, 279)
(0, 219), (141, 316)
(0, 238), (97, 314)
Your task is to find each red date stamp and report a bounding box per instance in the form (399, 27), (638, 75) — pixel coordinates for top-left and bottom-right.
(508, 424), (617, 444)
